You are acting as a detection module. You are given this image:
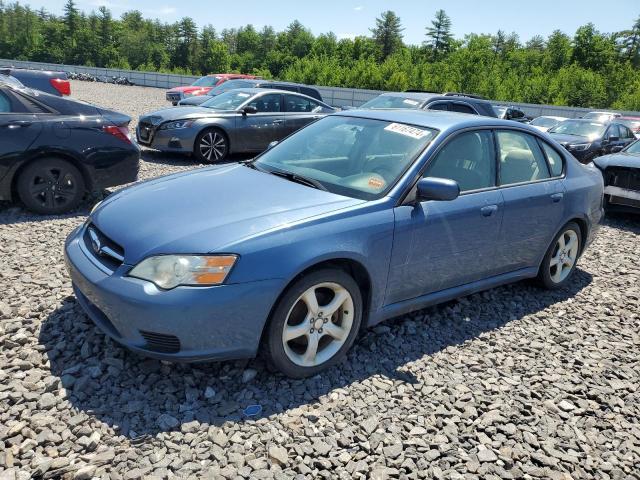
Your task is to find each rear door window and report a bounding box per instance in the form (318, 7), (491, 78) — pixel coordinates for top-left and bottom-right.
(450, 103), (477, 115)
(539, 141), (564, 177)
(428, 102), (449, 111)
(284, 94), (323, 113)
(0, 90), (10, 112)
(496, 130), (550, 185)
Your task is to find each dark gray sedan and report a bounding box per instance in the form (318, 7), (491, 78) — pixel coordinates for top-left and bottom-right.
(137, 88), (335, 162)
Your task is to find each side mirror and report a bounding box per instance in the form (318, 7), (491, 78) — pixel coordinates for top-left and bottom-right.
(267, 140), (278, 150)
(242, 105), (258, 115)
(607, 135), (619, 143)
(416, 177), (460, 202)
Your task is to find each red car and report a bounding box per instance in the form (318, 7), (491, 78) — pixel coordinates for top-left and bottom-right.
(619, 116), (640, 139)
(165, 74), (258, 105)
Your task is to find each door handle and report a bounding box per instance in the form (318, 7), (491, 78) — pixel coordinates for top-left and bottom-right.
(551, 193), (564, 203)
(480, 205), (498, 217)
(272, 119), (283, 125)
(0, 120), (32, 128)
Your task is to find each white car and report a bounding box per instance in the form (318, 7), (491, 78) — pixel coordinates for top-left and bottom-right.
(528, 116), (569, 132)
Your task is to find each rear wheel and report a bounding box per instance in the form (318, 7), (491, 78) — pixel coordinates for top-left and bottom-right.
(16, 158), (85, 214)
(263, 269), (362, 378)
(194, 128), (228, 163)
(537, 222), (582, 289)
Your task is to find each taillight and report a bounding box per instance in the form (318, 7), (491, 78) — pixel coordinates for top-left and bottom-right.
(103, 125), (132, 144)
(50, 78), (71, 96)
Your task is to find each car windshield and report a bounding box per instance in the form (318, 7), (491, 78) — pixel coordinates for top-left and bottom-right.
(254, 116), (437, 200)
(625, 140), (640, 154)
(192, 76), (221, 87)
(549, 120), (606, 138)
(530, 117), (561, 128)
(359, 95), (424, 110)
(493, 106), (507, 117)
(0, 74), (23, 87)
(583, 112), (615, 122)
(200, 90), (253, 110)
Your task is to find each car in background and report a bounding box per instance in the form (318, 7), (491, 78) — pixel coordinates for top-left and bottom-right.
(618, 116), (640, 139)
(548, 119), (636, 163)
(528, 115), (568, 132)
(67, 110), (603, 377)
(0, 67), (70, 96)
(493, 105), (530, 123)
(178, 79), (323, 106)
(582, 111), (621, 122)
(165, 74), (258, 105)
(593, 140), (640, 213)
(0, 79), (139, 214)
(138, 89), (335, 162)
(358, 91), (498, 118)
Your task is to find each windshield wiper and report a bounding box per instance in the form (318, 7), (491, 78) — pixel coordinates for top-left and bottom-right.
(266, 169), (328, 191)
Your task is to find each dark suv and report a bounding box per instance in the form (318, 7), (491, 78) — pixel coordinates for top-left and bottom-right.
(493, 105), (530, 123)
(357, 91), (498, 118)
(179, 80), (323, 106)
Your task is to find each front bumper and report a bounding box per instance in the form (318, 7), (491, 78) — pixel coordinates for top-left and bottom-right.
(136, 125), (195, 153)
(604, 185), (640, 210)
(64, 224), (283, 362)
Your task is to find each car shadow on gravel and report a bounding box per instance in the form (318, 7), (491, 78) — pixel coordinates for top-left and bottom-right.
(38, 267), (593, 439)
(604, 211), (640, 234)
(141, 149), (253, 167)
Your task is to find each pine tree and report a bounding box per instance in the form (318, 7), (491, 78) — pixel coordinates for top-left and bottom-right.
(425, 9), (453, 60)
(370, 10), (404, 60)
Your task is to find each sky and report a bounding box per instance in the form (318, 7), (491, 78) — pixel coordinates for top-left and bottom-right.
(27, 0), (640, 44)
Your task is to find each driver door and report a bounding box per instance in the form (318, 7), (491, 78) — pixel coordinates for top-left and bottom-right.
(386, 130), (503, 304)
(237, 93), (284, 151)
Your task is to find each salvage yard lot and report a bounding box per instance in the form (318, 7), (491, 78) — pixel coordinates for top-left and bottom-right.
(0, 80), (639, 479)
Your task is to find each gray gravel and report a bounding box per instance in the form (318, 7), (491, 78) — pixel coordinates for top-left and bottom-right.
(1, 80), (640, 479)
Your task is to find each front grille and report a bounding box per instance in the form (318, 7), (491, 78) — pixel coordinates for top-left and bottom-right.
(605, 167), (640, 191)
(83, 223), (125, 271)
(140, 330), (181, 354)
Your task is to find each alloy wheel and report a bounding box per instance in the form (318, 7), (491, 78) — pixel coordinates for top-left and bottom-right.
(282, 282), (354, 367)
(29, 166), (79, 209)
(199, 131), (226, 161)
(549, 229), (579, 283)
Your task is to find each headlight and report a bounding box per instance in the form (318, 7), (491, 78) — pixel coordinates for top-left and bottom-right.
(569, 143), (591, 151)
(159, 120), (194, 130)
(128, 255), (237, 289)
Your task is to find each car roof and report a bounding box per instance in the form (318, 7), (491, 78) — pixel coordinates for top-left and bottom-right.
(231, 88), (331, 106)
(333, 108), (538, 132)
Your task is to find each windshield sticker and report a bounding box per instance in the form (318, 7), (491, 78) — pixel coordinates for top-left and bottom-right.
(368, 177), (386, 189)
(402, 99), (419, 106)
(384, 123), (430, 139)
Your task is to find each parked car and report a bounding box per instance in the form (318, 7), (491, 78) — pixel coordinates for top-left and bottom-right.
(618, 116), (640, 139)
(138, 88), (335, 162)
(178, 79), (323, 106)
(0, 67), (70, 96)
(547, 119), (636, 163)
(593, 140), (640, 212)
(165, 74), (258, 105)
(0, 79), (140, 214)
(493, 105), (530, 123)
(528, 115), (568, 132)
(582, 111), (621, 122)
(66, 110), (603, 377)
(357, 92), (498, 118)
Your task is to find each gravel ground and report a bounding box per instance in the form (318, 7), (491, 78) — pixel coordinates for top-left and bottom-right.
(1, 80), (640, 480)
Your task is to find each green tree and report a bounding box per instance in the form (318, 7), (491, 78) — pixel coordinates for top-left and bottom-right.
(424, 9), (453, 60)
(370, 10), (404, 60)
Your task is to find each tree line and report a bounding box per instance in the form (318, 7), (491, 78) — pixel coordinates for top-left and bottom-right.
(1, 1), (640, 110)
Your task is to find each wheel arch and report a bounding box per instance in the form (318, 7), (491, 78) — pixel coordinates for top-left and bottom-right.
(194, 124), (232, 155)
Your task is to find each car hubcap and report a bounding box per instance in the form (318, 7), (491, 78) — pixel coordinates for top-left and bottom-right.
(550, 230), (579, 283)
(29, 167), (77, 209)
(282, 282), (354, 368)
(200, 132), (226, 161)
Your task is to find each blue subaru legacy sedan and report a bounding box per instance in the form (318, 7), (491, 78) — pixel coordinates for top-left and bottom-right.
(65, 110), (604, 377)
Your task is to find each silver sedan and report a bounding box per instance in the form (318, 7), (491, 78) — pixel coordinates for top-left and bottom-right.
(136, 88), (335, 162)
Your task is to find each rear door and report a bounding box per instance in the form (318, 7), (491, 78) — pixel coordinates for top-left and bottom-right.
(283, 94), (325, 136)
(0, 87), (43, 183)
(236, 93), (284, 151)
(493, 129), (565, 272)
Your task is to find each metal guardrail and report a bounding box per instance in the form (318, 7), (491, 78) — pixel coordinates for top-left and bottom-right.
(2, 58), (639, 118)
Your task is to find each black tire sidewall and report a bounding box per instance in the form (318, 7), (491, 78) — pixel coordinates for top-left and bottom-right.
(194, 128), (229, 163)
(538, 222), (582, 289)
(264, 269), (363, 378)
(17, 158), (85, 215)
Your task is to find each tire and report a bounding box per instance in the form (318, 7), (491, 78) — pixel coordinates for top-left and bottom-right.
(263, 269), (363, 378)
(536, 222), (582, 289)
(194, 128), (229, 163)
(16, 158), (85, 215)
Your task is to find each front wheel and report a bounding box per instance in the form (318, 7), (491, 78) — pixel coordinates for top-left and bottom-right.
(537, 222), (582, 289)
(263, 269), (363, 378)
(194, 128), (229, 163)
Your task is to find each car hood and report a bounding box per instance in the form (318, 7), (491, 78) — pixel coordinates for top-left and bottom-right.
(91, 164), (364, 264)
(140, 106), (237, 123)
(593, 152), (640, 169)
(548, 133), (593, 145)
